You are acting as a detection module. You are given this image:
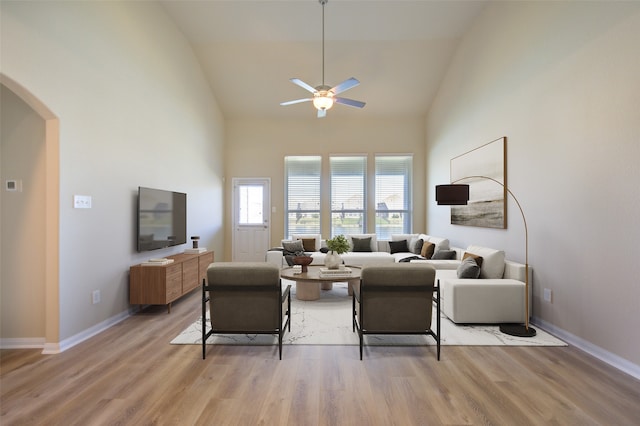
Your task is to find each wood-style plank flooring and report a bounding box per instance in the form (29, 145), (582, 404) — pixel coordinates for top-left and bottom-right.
(2, 290), (639, 425)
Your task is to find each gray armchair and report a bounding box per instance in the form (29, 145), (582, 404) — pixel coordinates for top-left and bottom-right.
(202, 262), (291, 360)
(352, 263), (440, 360)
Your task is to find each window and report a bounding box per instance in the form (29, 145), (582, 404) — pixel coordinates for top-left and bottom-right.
(285, 156), (321, 237)
(330, 155), (366, 237)
(238, 184), (264, 225)
(375, 155), (412, 238)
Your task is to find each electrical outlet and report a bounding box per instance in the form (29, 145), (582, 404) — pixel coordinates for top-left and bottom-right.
(92, 290), (101, 305)
(543, 288), (552, 303)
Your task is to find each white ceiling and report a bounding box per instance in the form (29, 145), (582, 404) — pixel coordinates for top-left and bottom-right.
(160, 0), (488, 120)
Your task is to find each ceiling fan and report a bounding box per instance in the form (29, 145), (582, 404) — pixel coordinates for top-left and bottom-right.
(280, 0), (366, 118)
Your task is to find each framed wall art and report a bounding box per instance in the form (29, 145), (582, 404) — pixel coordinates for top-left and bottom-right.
(450, 137), (506, 228)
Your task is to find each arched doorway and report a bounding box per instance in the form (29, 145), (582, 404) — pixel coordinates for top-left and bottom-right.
(1, 73), (60, 353)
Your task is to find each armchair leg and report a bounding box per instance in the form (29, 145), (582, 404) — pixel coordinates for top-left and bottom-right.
(202, 279), (207, 360)
(436, 283), (441, 361)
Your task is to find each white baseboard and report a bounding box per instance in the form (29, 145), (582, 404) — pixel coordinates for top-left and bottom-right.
(49, 309), (132, 354)
(1, 309), (132, 354)
(532, 316), (640, 381)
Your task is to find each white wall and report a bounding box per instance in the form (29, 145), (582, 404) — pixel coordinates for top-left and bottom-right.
(224, 117), (426, 259)
(426, 1), (640, 369)
(1, 1), (225, 344)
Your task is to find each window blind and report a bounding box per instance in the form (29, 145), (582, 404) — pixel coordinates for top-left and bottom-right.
(330, 155), (366, 237)
(285, 156), (321, 237)
(375, 155), (413, 238)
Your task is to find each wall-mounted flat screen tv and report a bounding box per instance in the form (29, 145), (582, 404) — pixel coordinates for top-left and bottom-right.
(137, 187), (187, 252)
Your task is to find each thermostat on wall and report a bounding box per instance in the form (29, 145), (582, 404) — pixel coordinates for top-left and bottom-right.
(5, 180), (22, 192)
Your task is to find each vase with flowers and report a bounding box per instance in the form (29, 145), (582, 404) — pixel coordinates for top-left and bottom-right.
(324, 234), (349, 269)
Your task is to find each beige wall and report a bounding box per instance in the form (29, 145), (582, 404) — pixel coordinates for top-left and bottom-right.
(224, 117), (425, 260)
(1, 1), (225, 345)
(426, 1), (640, 369)
(0, 86), (46, 340)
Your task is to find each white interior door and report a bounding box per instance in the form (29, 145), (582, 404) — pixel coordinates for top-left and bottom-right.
(232, 178), (271, 262)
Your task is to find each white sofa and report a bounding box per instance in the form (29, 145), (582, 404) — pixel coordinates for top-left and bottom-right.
(267, 236), (532, 325)
(426, 245), (533, 324)
(266, 233), (452, 268)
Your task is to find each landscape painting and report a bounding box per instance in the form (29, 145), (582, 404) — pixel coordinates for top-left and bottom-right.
(450, 137), (506, 228)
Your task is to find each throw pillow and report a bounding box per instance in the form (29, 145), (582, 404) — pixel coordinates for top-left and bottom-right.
(410, 237), (424, 255)
(457, 257), (481, 278)
(301, 238), (316, 252)
(420, 242), (436, 259)
(432, 249), (456, 260)
(282, 240), (305, 255)
(389, 239), (409, 254)
(352, 237), (372, 252)
(462, 252), (484, 268)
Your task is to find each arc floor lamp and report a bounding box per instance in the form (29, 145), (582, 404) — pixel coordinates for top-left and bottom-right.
(436, 176), (536, 337)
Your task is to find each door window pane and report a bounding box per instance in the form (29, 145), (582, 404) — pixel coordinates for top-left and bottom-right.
(238, 185), (263, 225)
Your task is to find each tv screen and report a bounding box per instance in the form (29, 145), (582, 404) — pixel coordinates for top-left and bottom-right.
(137, 187), (187, 252)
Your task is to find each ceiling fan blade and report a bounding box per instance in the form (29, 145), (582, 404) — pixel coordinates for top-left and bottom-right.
(335, 97), (366, 109)
(317, 108), (327, 118)
(330, 77), (360, 95)
(280, 98), (312, 106)
(290, 78), (317, 94)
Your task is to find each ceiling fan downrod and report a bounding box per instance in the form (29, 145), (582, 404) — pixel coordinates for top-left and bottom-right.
(320, 0), (327, 87)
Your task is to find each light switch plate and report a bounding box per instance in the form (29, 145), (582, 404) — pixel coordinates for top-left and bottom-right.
(74, 195), (92, 209)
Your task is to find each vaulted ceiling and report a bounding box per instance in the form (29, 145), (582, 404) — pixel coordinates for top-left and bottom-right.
(160, 0), (487, 120)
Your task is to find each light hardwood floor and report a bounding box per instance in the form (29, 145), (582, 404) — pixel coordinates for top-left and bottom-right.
(2, 290), (639, 425)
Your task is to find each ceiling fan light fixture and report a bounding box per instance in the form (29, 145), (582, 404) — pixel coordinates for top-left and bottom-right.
(313, 91), (334, 110)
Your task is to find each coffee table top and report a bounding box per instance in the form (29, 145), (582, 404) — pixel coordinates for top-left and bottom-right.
(280, 265), (361, 283)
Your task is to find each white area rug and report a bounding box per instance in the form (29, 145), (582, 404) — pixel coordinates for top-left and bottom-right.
(171, 282), (566, 347)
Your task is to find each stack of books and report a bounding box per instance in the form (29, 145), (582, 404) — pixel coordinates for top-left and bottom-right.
(319, 267), (353, 278)
(142, 258), (175, 266)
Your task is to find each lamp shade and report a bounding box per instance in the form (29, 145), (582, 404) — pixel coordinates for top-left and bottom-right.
(313, 93), (334, 110)
(435, 184), (470, 205)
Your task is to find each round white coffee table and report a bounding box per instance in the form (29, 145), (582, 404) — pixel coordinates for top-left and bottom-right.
(280, 265), (362, 301)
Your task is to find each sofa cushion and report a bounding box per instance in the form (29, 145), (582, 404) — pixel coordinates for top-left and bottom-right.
(336, 252), (395, 266)
(420, 242), (435, 259)
(391, 233), (418, 242)
(465, 245), (505, 279)
(292, 234), (321, 251)
(462, 252), (484, 268)
(418, 235), (450, 253)
(389, 239), (409, 254)
(457, 257), (481, 279)
(352, 236), (373, 252)
(347, 234), (377, 252)
(432, 249), (456, 260)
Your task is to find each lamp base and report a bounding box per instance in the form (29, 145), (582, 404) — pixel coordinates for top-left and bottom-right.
(499, 324), (537, 337)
